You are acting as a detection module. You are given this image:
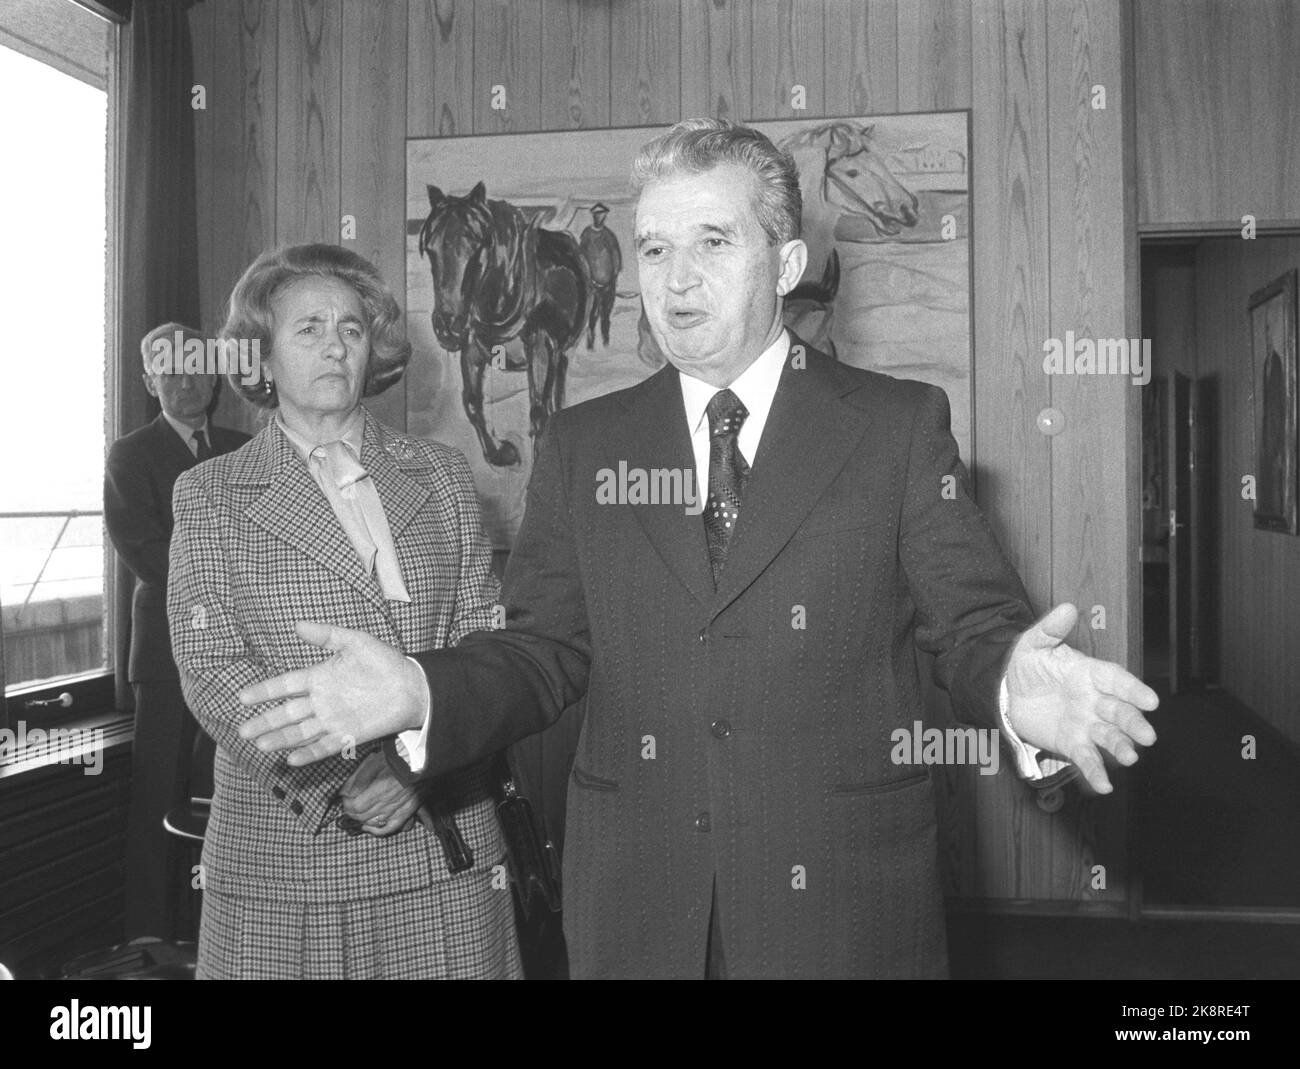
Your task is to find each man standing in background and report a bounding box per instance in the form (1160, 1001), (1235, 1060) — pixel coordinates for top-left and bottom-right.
(104, 321), (249, 940)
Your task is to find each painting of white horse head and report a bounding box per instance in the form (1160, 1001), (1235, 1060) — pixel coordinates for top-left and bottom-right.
(407, 112), (970, 547)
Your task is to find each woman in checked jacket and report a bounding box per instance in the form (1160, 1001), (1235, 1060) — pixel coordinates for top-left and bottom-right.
(167, 243), (520, 978)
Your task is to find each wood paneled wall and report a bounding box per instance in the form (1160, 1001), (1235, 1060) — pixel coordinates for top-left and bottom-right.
(1136, 0), (1300, 230)
(1195, 237), (1300, 746)
(189, 0), (1141, 907)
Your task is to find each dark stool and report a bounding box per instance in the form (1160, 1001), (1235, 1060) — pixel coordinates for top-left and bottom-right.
(162, 730), (215, 944)
(61, 936), (196, 980)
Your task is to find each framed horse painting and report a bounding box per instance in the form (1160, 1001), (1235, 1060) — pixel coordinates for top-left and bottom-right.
(406, 113), (972, 547)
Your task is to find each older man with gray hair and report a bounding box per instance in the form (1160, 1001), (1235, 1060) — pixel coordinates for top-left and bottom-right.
(104, 321), (249, 940)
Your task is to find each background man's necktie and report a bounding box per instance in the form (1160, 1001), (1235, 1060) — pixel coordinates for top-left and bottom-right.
(704, 388), (750, 584)
(192, 429), (212, 461)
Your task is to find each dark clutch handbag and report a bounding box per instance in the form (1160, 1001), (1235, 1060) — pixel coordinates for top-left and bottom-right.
(492, 750), (562, 920)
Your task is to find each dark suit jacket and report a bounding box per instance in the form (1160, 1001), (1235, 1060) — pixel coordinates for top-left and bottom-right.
(392, 339), (1035, 979)
(105, 414), (249, 682)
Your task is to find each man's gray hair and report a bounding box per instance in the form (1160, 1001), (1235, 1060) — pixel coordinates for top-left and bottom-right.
(140, 321), (201, 370)
(631, 117), (802, 246)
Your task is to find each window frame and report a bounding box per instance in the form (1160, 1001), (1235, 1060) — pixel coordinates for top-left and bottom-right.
(0, 13), (125, 761)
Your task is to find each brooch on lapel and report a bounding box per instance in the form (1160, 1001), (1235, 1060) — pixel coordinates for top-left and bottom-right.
(386, 439), (417, 462)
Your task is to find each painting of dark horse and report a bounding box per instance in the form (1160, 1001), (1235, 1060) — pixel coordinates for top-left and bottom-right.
(418, 181), (587, 468)
(407, 113), (968, 547)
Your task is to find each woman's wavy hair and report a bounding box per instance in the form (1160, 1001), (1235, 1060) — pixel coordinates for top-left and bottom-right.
(220, 244), (413, 409)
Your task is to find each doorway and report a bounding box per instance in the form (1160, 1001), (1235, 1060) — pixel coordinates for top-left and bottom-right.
(1136, 235), (1300, 915)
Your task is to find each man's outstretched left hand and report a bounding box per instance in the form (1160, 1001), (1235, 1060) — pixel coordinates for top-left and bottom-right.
(1004, 602), (1159, 794)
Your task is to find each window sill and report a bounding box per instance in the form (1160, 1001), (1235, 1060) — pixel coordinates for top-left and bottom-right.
(0, 710), (134, 783)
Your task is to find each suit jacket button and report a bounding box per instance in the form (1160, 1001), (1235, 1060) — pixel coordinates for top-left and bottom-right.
(710, 719), (731, 739)
(695, 811), (711, 832)
(272, 786), (286, 799)
(699, 629), (707, 644)
(290, 800), (304, 815)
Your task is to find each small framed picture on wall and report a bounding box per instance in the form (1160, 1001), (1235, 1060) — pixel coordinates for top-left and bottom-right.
(1248, 269), (1299, 534)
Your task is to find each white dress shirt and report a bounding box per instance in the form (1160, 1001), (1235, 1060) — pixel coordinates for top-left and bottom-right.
(163, 411), (210, 458)
(678, 330), (789, 478)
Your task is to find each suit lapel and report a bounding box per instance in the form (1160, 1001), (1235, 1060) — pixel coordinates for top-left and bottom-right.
(236, 420), (389, 616)
(359, 410), (431, 544)
(152, 413), (198, 478)
(709, 342), (871, 619)
(621, 367), (716, 606)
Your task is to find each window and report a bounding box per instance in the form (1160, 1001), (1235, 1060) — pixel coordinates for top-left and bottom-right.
(0, 1), (114, 730)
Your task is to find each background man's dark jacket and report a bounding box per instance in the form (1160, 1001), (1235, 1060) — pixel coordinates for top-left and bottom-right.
(105, 414), (249, 683)
(105, 412), (249, 938)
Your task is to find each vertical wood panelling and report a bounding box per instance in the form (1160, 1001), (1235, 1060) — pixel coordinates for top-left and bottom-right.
(204, 0), (237, 431)
(971, 0), (1051, 596)
(899, 0), (972, 111)
(680, 0), (751, 120)
(1044, 0), (1138, 903)
(408, 0), (476, 138)
(823, 0), (898, 115)
(1046, 0), (1133, 659)
(749, 0), (825, 120)
(191, 0), (214, 331)
(1136, 0), (1300, 228)
(231, 0), (278, 278)
(341, 0), (409, 430)
(898, 0), (973, 112)
(207, 0), (277, 436)
(610, 0), (680, 126)
(276, 0), (340, 245)
(540, 0), (610, 130)
(956, 0), (1063, 902)
(473, 0), (543, 134)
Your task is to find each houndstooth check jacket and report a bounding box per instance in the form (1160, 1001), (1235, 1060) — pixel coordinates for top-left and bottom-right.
(168, 408), (508, 904)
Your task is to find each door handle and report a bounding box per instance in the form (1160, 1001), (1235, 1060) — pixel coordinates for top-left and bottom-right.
(24, 691), (73, 710)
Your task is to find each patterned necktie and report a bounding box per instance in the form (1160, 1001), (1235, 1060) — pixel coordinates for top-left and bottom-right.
(192, 429), (212, 461)
(704, 389), (750, 583)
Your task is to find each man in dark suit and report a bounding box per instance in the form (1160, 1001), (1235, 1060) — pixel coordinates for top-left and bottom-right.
(236, 120), (1158, 979)
(104, 321), (249, 940)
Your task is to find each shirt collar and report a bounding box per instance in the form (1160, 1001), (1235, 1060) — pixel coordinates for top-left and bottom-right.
(679, 329), (790, 437)
(275, 408), (366, 462)
(162, 411), (209, 449)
